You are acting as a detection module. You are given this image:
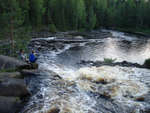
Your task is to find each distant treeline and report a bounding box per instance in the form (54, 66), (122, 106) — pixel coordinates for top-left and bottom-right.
(0, 0), (150, 33)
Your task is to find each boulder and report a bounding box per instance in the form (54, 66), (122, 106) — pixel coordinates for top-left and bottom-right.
(135, 96), (145, 101)
(17, 63), (38, 70)
(144, 109), (150, 113)
(20, 69), (41, 76)
(47, 106), (60, 113)
(0, 55), (27, 70)
(0, 96), (22, 113)
(143, 58), (150, 69)
(0, 78), (30, 97)
(0, 72), (23, 79)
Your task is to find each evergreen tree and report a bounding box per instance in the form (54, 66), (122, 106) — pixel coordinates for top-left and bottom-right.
(84, 0), (96, 30)
(29, 0), (45, 27)
(18, 0), (30, 25)
(94, 0), (107, 27)
(76, 0), (86, 29)
(0, 0), (150, 38)
(0, 0), (24, 54)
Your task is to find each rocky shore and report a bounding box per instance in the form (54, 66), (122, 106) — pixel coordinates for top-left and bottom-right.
(80, 60), (149, 69)
(30, 30), (112, 39)
(0, 55), (38, 113)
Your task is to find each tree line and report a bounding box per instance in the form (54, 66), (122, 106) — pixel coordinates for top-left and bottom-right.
(0, 0), (150, 37)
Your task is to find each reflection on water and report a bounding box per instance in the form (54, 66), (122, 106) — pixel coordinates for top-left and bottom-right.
(23, 30), (150, 113)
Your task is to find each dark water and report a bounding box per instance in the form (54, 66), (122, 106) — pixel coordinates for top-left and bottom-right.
(22, 30), (150, 113)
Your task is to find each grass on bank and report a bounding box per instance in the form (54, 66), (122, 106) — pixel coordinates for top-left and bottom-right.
(103, 58), (116, 64)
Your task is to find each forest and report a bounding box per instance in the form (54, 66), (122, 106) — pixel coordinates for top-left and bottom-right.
(1, 1), (150, 113)
(0, 0), (150, 46)
(0, 0), (150, 31)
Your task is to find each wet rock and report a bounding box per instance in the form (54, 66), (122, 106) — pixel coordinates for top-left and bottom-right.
(0, 55), (27, 70)
(0, 78), (30, 97)
(47, 106), (60, 113)
(0, 72), (23, 79)
(0, 96), (22, 113)
(135, 96), (145, 101)
(36, 94), (43, 99)
(46, 70), (62, 79)
(80, 60), (144, 69)
(143, 58), (150, 69)
(143, 109), (150, 113)
(95, 78), (108, 84)
(101, 92), (112, 99)
(89, 91), (111, 100)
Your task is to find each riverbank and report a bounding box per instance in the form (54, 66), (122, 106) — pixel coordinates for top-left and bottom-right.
(108, 27), (150, 37)
(0, 55), (39, 113)
(0, 27), (150, 57)
(80, 60), (149, 69)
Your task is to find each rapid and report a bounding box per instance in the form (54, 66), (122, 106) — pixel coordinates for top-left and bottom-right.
(21, 30), (150, 113)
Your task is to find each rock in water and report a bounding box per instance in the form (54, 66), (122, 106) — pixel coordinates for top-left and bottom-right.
(0, 78), (30, 97)
(0, 55), (27, 70)
(0, 96), (22, 113)
(47, 106), (60, 113)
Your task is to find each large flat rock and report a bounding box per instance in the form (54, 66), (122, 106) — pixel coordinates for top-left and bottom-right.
(0, 96), (22, 113)
(0, 78), (30, 97)
(0, 72), (23, 79)
(21, 69), (41, 76)
(0, 55), (27, 70)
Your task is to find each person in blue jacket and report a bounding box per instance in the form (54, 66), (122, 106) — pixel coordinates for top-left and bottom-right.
(29, 50), (37, 63)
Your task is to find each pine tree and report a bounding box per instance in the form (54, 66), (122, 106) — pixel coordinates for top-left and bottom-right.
(84, 0), (96, 30)
(94, 0), (107, 27)
(29, 0), (45, 27)
(0, 0), (24, 54)
(18, 0), (30, 25)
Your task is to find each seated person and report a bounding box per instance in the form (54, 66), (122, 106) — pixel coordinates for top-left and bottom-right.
(19, 49), (28, 62)
(29, 50), (37, 63)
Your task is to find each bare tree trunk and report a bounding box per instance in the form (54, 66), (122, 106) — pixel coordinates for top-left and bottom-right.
(10, 18), (15, 56)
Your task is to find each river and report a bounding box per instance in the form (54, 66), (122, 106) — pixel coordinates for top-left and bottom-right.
(21, 30), (150, 113)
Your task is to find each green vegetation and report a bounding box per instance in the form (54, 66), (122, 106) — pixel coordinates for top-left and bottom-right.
(49, 24), (57, 33)
(144, 58), (150, 69)
(0, 0), (149, 32)
(0, 27), (31, 56)
(0, 0), (150, 55)
(0, 68), (17, 73)
(104, 58), (116, 64)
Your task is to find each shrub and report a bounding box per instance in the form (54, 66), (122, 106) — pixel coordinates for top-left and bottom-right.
(144, 58), (150, 69)
(104, 58), (116, 64)
(49, 24), (57, 33)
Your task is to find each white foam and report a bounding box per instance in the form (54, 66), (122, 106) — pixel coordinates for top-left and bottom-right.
(31, 37), (56, 41)
(75, 66), (149, 102)
(102, 29), (138, 41)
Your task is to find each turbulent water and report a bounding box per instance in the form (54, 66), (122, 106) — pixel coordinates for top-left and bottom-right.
(22, 30), (150, 113)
